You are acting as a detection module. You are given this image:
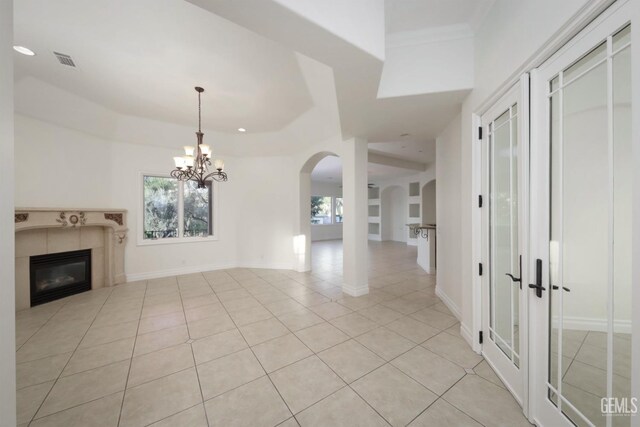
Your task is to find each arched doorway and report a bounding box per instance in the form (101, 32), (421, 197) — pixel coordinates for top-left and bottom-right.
(296, 151), (341, 274)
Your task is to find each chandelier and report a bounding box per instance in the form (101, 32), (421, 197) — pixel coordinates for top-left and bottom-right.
(171, 87), (227, 188)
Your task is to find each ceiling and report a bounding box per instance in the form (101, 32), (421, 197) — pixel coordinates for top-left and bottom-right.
(310, 153), (420, 184)
(311, 156), (342, 183)
(14, 0), (489, 170)
(13, 0), (314, 133)
(385, 0), (496, 34)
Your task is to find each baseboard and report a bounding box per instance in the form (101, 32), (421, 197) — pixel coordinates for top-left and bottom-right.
(460, 322), (475, 350)
(435, 285), (461, 320)
(125, 262), (237, 282)
(343, 283), (369, 297)
(557, 316), (631, 334)
(125, 258), (298, 282)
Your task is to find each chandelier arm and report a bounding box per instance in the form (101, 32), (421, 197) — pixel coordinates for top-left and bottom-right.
(203, 170), (228, 182)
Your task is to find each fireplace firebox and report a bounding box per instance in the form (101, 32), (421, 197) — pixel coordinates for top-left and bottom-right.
(30, 249), (92, 306)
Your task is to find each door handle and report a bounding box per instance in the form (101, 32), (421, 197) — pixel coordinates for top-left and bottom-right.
(552, 285), (571, 292)
(505, 255), (523, 289)
(528, 258), (545, 298)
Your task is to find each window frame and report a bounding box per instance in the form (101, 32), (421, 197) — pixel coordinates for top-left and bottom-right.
(334, 197), (344, 224)
(310, 195), (343, 226)
(138, 172), (219, 246)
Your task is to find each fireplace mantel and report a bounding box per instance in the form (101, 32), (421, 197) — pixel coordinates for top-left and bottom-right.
(14, 208), (128, 310)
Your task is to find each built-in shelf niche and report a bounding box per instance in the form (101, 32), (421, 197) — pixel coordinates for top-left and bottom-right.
(368, 187), (380, 200)
(409, 203), (420, 218)
(409, 182), (420, 197)
(368, 205), (380, 217)
(368, 223), (380, 235)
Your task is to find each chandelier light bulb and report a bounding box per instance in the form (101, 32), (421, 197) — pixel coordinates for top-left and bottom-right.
(173, 157), (185, 169)
(184, 156), (194, 168)
(214, 159), (224, 171)
(200, 144), (211, 157)
(184, 146), (195, 156)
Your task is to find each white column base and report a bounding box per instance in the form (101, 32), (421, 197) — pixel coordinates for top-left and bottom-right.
(342, 283), (370, 297)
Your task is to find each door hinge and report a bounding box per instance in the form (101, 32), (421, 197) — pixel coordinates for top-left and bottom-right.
(478, 126), (483, 140)
(479, 331), (484, 344)
(478, 263), (483, 276)
(478, 195), (483, 208)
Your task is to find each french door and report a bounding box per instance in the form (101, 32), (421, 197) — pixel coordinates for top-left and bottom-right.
(530, 2), (632, 426)
(480, 77), (529, 407)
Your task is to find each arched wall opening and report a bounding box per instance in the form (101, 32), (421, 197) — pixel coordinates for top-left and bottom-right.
(380, 185), (408, 242)
(296, 151), (341, 273)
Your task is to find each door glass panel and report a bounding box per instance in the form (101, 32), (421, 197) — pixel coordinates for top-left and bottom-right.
(612, 44), (632, 413)
(613, 24), (631, 51)
(489, 103), (520, 364)
(564, 42), (606, 82)
(548, 91), (560, 401)
(547, 26), (632, 427)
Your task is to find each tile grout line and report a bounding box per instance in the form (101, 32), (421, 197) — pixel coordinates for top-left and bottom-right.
(178, 272), (212, 427)
(207, 277), (298, 424)
(116, 279), (149, 427)
(26, 287), (117, 425)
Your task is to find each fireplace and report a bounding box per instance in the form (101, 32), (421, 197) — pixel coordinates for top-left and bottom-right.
(30, 249), (92, 306)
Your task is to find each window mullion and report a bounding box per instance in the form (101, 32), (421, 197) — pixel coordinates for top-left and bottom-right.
(178, 181), (185, 238)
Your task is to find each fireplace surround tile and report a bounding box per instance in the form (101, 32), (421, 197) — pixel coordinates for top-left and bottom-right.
(15, 229), (47, 258)
(47, 229), (81, 254)
(80, 227), (105, 250)
(15, 208), (128, 311)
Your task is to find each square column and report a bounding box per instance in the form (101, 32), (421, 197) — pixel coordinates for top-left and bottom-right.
(0, 0), (16, 423)
(342, 137), (369, 296)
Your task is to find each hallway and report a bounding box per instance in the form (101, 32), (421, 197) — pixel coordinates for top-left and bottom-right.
(15, 240), (530, 426)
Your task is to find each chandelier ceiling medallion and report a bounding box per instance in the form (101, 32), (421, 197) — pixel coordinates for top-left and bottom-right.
(171, 86), (227, 188)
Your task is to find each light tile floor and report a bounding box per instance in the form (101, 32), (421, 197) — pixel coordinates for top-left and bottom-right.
(16, 241), (532, 426)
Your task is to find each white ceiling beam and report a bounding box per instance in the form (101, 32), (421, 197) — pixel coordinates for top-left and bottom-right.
(368, 150), (427, 171)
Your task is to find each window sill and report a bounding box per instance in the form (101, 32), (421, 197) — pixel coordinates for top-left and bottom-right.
(311, 223), (343, 227)
(137, 236), (219, 246)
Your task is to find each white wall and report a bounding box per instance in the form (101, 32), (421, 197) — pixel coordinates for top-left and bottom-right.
(273, 0), (385, 60)
(0, 0), (17, 423)
(310, 181), (343, 241)
(436, 114), (462, 318)
(14, 114), (297, 279)
(379, 28), (474, 98)
(421, 180), (436, 225)
(433, 0), (594, 344)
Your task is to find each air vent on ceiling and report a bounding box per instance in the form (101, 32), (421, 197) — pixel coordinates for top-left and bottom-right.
(53, 51), (76, 67)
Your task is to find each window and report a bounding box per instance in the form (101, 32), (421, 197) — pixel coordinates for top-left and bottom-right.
(335, 197), (343, 223)
(183, 181), (212, 237)
(143, 175), (214, 241)
(311, 196), (332, 225)
(143, 176), (179, 239)
(310, 196), (343, 225)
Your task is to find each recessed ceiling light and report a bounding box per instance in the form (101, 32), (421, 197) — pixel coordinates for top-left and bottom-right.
(13, 46), (35, 56)
(237, 128), (246, 132)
